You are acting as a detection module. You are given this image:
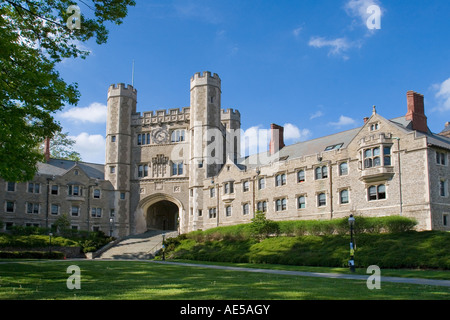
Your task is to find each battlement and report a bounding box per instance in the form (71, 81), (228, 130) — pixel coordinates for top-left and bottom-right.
(190, 71), (221, 90)
(131, 107), (191, 126)
(108, 83), (137, 99)
(221, 108), (241, 121)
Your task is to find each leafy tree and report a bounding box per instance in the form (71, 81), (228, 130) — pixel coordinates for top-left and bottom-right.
(250, 211), (280, 240)
(0, 0), (135, 181)
(46, 130), (82, 161)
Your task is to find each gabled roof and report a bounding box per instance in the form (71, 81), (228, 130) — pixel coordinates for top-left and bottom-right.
(37, 159), (105, 180)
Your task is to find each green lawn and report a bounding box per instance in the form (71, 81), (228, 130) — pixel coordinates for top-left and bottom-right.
(0, 260), (449, 300)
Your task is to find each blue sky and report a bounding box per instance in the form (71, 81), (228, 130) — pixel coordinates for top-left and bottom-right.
(55, 0), (450, 164)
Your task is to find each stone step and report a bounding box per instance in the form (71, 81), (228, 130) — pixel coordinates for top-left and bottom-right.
(97, 230), (178, 260)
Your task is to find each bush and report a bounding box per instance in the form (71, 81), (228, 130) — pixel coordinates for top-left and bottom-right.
(0, 250), (64, 259)
(250, 212), (280, 240)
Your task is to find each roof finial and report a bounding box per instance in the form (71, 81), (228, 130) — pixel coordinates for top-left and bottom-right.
(372, 105), (377, 115)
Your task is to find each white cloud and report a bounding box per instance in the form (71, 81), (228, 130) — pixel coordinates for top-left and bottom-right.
(345, 0), (383, 27)
(292, 27), (303, 37)
(310, 110), (324, 120)
(329, 115), (357, 128)
(70, 132), (105, 164)
(284, 123), (312, 142)
(433, 78), (450, 112)
(308, 37), (358, 59)
(60, 102), (107, 123)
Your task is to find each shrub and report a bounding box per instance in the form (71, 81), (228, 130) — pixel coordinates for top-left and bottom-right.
(250, 212), (280, 240)
(0, 250), (64, 259)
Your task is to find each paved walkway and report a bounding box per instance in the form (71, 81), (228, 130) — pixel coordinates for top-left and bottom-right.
(147, 260), (450, 287)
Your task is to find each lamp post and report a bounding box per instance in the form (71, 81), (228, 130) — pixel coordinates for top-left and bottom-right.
(348, 215), (355, 272)
(109, 217), (114, 237)
(162, 232), (166, 261)
(49, 232), (53, 255)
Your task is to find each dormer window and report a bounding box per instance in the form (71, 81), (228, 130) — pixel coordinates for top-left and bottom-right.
(370, 123), (379, 131)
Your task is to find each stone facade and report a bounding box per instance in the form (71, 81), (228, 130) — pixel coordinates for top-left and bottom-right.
(1, 72), (450, 236)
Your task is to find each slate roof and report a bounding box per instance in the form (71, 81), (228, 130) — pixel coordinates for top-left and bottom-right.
(37, 159), (105, 180)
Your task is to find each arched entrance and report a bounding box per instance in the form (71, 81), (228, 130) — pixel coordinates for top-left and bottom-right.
(146, 200), (178, 231)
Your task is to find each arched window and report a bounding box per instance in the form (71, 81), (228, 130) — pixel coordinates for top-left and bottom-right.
(297, 170), (305, 183)
(340, 189), (349, 204)
(171, 129), (185, 142)
(339, 162), (348, 175)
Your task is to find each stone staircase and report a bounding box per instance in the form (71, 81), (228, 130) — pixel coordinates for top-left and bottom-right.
(96, 230), (178, 260)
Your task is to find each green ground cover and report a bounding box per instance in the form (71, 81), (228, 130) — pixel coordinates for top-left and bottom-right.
(0, 260), (448, 300)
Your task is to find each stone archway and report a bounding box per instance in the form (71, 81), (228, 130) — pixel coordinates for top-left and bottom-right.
(146, 200), (178, 231)
(136, 193), (184, 233)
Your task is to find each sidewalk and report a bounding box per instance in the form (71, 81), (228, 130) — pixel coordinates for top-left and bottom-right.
(148, 260), (450, 287)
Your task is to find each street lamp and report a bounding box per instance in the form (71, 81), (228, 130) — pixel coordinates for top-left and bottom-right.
(348, 215), (356, 272)
(162, 232), (166, 261)
(49, 232), (53, 255)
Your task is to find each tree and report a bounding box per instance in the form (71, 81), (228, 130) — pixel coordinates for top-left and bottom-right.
(250, 212), (280, 241)
(0, 0), (135, 182)
(46, 131), (82, 161)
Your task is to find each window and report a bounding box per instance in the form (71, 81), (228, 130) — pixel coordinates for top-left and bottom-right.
(210, 187), (215, 198)
(51, 204), (59, 215)
(318, 193), (326, 207)
(120, 193), (126, 200)
(91, 207), (102, 218)
(436, 151), (447, 165)
(225, 206), (232, 217)
(110, 166), (116, 174)
(93, 189), (101, 199)
(172, 162), (183, 176)
(339, 162), (348, 176)
(297, 170), (305, 183)
(370, 123), (379, 131)
(224, 182), (234, 194)
(340, 189), (349, 204)
(28, 182), (40, 194)
(275, 173), (286, 187)
(137, 133), (151, 146)
(198, 209), (202, 217)
(68, 185), (82, 196)
(209, 208), (217, 219)
(297, 196), (306, 209)
(243, 203), (250, 215)
(51, 185), (59, 195)
(6, 201), (15, 213)
(258, 178), (265, 190)
(444, 214), (448, 226)
(71, 206), (80, 217)
(384, 146), (392, 166)
(275, 198), (287, 211)
(257, 201), (267, 213)
(368, 184), (386, 201)
(315, 166), (328, 180)
(111, 135), (116, 142)
(324, 143), (343, 151)
(243, 181), (250, 192)
(138, 164), (149, 178)
(171, 129), (186, 143)
(26, 203), (40, 214)
(7, 182), (15, 192)
(440, 180), (447, 197)
(364, 146), (392, 168)
(110, 209), (115, 218)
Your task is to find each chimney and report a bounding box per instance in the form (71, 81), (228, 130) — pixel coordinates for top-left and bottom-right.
(269, 123), (285, 155)
(439, 121), (450, 138)
(44, 137), (51, 162)
(363, 117), (369, 124)
(405, 91), (428, 133)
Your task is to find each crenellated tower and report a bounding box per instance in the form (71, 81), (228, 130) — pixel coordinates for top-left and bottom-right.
(105, 83), (137, 236)
(189, 71), (223, 230)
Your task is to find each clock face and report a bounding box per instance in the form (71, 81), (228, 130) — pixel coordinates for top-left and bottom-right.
(152, 128), (169, 144)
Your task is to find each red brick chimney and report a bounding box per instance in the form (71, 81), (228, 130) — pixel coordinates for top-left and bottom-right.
(44, 137), (51, 162)
(269, 123), (285, 155)
(405, 91), (428, 133)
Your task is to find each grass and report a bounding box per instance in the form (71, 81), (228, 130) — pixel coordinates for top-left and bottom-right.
(0, 260), (449, 300)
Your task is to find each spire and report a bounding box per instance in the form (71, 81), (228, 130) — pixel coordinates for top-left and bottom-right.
(372, 105), (377, 115)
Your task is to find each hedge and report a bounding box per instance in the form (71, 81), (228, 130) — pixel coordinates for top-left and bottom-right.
(0, 251), (65, 259)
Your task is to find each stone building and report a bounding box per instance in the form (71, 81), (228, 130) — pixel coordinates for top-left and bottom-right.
(1, 72), (450, 236)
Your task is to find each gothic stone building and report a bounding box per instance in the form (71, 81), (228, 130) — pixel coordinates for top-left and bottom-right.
(1, 72), (450, 237)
